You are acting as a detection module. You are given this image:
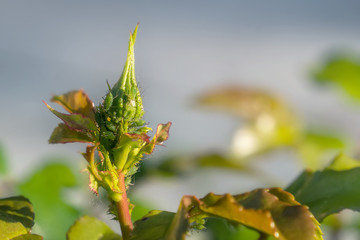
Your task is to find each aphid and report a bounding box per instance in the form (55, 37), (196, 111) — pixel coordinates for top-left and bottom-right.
(104, 81), (113, 111)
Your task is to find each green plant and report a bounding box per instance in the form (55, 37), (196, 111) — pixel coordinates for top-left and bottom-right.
(2, 25), (360, 240)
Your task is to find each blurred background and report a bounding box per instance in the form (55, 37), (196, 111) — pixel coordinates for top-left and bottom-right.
(1, 1), (360, 239)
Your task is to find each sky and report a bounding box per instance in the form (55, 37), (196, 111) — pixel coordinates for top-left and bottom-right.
(1, 0), (360, 218)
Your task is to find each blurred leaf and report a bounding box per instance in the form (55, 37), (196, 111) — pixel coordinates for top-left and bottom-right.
(196, 86), (301, 159)
(313, 54), (360, 100)
(325, 153), (360, 171)
(67, 216), (121, 240)
(287, 154), (360, 221)
(50, 89), (95, 121)
(0, 142), (8, 175)
(0, 196), (36, 239)
(0, 216), (27, 240)
(0, 196), (35, 230)
(49, 123), (94, 144)
(132, 188), (322, 240)
(297, 130), (346, 170)
(18, 162), (82, 240)
(11, 234), (43, 240)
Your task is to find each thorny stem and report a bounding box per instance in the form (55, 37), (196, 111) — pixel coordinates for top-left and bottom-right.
(115, 170), (133, 240)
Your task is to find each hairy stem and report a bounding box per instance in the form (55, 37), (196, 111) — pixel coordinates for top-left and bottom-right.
(115, 171), (133, 239)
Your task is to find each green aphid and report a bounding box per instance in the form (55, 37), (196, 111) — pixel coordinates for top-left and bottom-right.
(106, 120), (117, 132)
(102, 131), (116, 141)
(104, 92), (113, 111)
(104, 80), (114, 111)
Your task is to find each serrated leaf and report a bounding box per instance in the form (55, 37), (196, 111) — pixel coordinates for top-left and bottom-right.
(0, 196), (35, 231)
(287, 154), (360, 221)
(49, 123), (94, 144)
(11, 234), (43, 240)
(18, 162), (82, 240)
(313, 54), (360, 101)
(51, 89), (95, 121)
(192, 189), (322, 240)
(132, 189), (322, 240)
(67, 216), (121, 240)
(45, 101), (97, 132)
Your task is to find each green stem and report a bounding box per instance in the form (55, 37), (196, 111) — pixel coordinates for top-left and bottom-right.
(115, 171), (133, 239)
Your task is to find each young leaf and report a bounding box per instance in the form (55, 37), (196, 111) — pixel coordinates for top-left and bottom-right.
(50, 89), (95, 121)
(45, 101), (97, 132)
(49, 123), (94, 143)
(67, 216), (122, 240)
(287, 153), (360, 221)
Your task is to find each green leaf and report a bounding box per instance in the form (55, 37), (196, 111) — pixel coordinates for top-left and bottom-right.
(313, 54), (360, 101)
(45, 101), (97, 132)
(18, 162), (82, 240)
(205, 218), (260, 240)
(297, 130), (346, 170)
(131, 210), (181, 240)
(11, 234), (43, 240)
(0, 215), (27, 240)
(67, 216), (121, 240)
(49, 123), (94, 144)
(51, 89), (95, 121)
(0, 196), (35, 230)
(287, 154), (360, 221)
(325, 152), (360, 171)
(0, 196), (35, 239)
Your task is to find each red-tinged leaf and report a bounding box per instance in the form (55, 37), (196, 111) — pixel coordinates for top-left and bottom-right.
(139, 122), (172, 155)
(132, 189), (322, 240)
(126, 133), (150, 143)
(49, 123), (94, 144)
(154, 122), (172, 144)
(51, 89), (95, 121)
(45, 101), (97, 132)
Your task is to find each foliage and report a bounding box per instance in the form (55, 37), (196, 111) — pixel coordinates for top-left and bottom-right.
(1, 26), (360, 240)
